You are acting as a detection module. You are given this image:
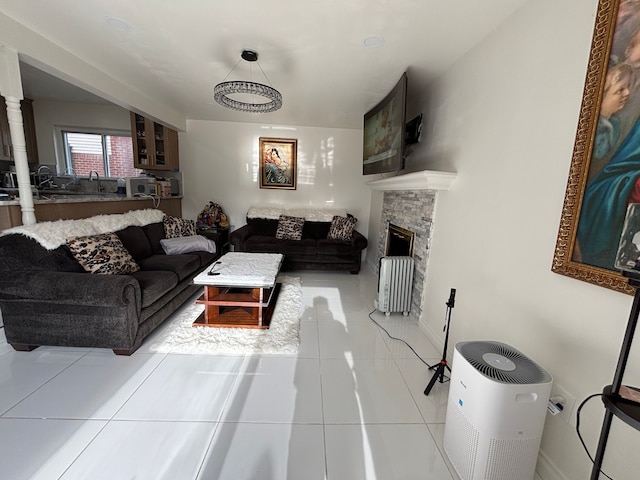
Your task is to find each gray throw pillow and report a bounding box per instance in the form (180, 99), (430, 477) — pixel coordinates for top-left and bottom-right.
(160, 235), (217, 255)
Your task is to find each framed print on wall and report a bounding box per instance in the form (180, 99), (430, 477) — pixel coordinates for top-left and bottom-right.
(259, 137), (297, 190)
(552, 0), (640, 295)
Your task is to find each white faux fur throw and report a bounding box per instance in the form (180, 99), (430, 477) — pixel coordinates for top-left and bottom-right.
(1, 208), (166, 250)
(247, 205), (348, 222)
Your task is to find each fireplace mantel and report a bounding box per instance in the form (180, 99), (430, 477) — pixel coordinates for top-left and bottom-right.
(366, 170), (456, 191)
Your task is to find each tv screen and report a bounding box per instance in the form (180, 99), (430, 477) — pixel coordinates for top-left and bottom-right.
(363, 72), (407, 175)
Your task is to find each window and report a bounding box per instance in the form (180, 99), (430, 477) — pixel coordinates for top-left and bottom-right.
(59, 129), (142, 177)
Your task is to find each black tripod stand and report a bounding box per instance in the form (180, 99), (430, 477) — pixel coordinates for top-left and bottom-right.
(424, 288), (456, 396)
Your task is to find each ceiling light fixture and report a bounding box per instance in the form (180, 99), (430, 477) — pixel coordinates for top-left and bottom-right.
(363, 36), (384, 48)
(104, 16), (131, 32)
(213, 50), (282, 113)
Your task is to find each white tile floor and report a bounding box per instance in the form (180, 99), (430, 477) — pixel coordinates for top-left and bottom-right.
(0, 266), (461, 480)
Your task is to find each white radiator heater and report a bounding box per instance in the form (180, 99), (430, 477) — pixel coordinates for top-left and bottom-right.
(443, 341), (552, 480)
(375, 256), (414, 315)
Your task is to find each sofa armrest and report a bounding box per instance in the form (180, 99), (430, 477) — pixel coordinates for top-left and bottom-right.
(229, 225), (252, 251)
(0, 270), (141, 309)
(352, 230), (368, 251)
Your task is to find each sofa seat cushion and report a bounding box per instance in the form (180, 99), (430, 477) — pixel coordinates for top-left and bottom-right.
(190, 251), (218, 267)
(129, 270), (178, 309)
(317, 239), (354, 256)
(138, 254), (201, 281)
(244, 236), (284, 253)
(282, 238), (317, 255)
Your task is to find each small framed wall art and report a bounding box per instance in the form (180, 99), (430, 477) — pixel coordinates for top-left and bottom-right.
(259, 137), (297, 190)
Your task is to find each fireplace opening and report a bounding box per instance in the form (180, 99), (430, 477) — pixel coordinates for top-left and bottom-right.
(385, 224), (415, 256)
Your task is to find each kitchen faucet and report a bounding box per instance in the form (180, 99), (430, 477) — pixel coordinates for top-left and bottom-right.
(36, 165), (54, 189)
(88, 170), (103, 193)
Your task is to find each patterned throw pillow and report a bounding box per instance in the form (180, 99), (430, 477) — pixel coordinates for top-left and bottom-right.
(327, 215), (357, 241)
(67, 232), (140, 275)
(275, 215), (305, 240)
(163, 215), (196, 238)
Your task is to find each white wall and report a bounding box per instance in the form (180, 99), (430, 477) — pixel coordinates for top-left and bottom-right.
(179, 120), (371, 242)
(32, 99), (131, 170)
(386, 0), (639, 478)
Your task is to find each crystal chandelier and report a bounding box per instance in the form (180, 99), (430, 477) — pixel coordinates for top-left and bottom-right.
(214, 50), (282, 113)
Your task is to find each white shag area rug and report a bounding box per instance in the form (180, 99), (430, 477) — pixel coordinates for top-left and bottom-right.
(147, 276), (302, 355)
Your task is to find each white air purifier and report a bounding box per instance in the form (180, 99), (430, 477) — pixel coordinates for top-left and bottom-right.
(443, 341), (552, 480)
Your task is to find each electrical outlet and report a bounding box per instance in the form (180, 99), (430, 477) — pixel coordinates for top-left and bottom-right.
(551, 383), (577, 427)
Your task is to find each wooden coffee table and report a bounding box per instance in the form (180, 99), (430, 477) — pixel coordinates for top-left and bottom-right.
(192, 252), (284, 329)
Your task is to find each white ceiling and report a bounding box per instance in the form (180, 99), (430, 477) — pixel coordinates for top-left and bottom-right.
(1, 0), (528, 129)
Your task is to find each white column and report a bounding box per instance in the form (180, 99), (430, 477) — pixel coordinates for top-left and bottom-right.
(0, 47), (35, 225)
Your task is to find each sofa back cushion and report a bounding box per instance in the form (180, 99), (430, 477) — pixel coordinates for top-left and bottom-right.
(247, 217), (279, 237)
(0, 234), (83, 272)
(246, 216), (333, 240)
(143, 222), (166, 254)
(302, 221), (331, 240)
(115, 225), (152, 261)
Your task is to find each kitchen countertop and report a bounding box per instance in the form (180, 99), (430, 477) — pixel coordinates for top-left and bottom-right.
(0, 193), (182, 206)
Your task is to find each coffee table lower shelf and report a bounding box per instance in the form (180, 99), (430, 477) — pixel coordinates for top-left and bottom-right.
(193, 283), (282, 329)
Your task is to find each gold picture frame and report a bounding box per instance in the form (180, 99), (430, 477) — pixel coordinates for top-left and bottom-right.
(259, 137), (297, 190)
(552, 0), (639, 294)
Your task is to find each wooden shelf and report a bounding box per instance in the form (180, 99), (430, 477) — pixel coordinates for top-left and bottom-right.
(130, 112), (179, 171)
(194, 283), (281, 329)
(196, 286), (275, 307)
(602, 385), (640, 430)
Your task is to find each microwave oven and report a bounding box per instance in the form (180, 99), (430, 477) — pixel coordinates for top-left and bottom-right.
(125, 177), (156, 197)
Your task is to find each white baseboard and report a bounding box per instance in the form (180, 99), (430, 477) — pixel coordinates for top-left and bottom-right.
(535, 449), (570, 480)
(419, 319), (443, 351)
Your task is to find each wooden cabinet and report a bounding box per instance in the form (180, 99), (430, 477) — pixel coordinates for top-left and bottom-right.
(130, 112), (179, 171)
(0, 97), (11, 161)
(20, 99), (39, 165)
(0, 96), (39, 164)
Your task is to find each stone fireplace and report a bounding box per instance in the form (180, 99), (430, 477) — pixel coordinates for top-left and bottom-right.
(367, 170), (456, 318)
(386, 223), (415, 257)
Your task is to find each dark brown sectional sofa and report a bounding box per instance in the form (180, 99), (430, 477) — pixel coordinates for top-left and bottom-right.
(230, 207), (367, 274)
(0, 210), (218, 355)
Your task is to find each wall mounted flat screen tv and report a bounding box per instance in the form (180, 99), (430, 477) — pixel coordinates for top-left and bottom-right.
(363, 72), (407, 175)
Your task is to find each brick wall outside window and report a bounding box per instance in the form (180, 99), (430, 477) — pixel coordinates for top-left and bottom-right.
(71, 136), (140, 177)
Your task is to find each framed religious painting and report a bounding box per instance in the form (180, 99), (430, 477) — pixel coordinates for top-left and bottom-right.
(258, 137), (297, 190)
(552, 0), (640, 294)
